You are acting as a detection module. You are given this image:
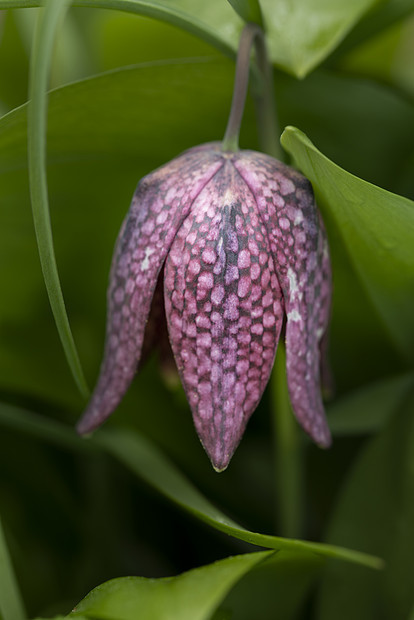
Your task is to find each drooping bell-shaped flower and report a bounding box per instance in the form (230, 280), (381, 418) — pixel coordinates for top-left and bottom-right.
(77, 142), (332, 471)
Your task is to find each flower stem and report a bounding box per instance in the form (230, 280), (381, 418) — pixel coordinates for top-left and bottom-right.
(222, 23), (281, 157)
(271, 342), (303, 538)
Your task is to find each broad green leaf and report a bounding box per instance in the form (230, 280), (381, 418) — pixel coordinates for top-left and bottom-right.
(328, 372), (414, 435)
(0, 11), (31, 113)
(34, 617), (89, 620)
(220, 550), (323, 620)
(281, 126), (414, 363)
(259, 0), (380, 77)
(276, 69), (414, 390)
(332, 0), (414, 58)
(0, 0), (382, 76)
(0, 402), (383, 569)
(318, 390), (414, 619)
(35, 617), (89, 620)
(71, 552), (272, 620)
(0, 0), (240, 59)
(226, 0), (263, 27)
(276, 69), (414, 193)
(28, 0), (89, 396)
(0, 515), (26, 620)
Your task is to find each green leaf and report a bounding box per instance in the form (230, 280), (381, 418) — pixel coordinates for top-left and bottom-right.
(27, 0), (89, 396)
(0, 0), (382, 76)
(0, 402), (383, 569)
(0, 0), (241, 60)
(71, 552), (272, 620)
(0, 514), (26, 620)
(34, 617), (89, 620)
(318, 389), (414, 619)
(96, 427), (383, 568)
(220, 550), (323, 620)
(276, 69), (414, 193)
(332, 0), (414, 58)
(226, 0), (264, 27)
(328, 372), (414, 435)
(281, 126), (414, 363)
(259, 0), (380, 77)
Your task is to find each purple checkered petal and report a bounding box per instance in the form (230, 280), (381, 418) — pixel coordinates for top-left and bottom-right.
(77, 148), (223, 435)
(234, 152), (332, 447)
(164, 159), (284, 471)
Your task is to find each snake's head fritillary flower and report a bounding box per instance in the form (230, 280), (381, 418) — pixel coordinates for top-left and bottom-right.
(77, 143), (332, 471)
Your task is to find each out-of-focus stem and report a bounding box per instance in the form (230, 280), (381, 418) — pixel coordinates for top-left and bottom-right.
(271, 342), (303, 538)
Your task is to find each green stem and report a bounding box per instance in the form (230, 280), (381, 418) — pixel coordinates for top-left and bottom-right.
(222, 24), (261, 151)
(0, 515), (26, 620)
(252, 33), (281, 159)
(271, 342), (303, 538)
(222, 23), (281, 157)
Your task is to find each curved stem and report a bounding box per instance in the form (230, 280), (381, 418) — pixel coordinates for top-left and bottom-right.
(222, 24), (261, 152)
(222, 23), (281, 158)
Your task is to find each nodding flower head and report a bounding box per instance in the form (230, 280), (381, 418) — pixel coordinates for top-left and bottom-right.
(77, 143), (332, 471)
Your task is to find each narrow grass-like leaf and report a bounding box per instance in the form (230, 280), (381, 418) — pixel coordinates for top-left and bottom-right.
(0, 402), (384, 570)
(71, 552), (272, 620)
(281, 126), (414, 363)
(0, 514), (26, 620)
(27, 0), (88, 396)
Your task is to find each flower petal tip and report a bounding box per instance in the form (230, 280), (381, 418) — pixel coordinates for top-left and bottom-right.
(314, 426), (332, 449)
(76, 406), (105, 436)
(206, 447), (233, 473)
(75, 417), (97, 437)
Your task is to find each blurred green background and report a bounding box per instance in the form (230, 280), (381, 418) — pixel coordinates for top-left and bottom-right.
(1, 3), (414, 619)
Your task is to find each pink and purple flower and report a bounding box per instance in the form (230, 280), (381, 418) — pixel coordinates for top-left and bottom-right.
(77, 143), (332, 471)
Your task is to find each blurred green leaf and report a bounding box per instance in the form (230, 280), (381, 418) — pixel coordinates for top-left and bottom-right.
(0, 514), (26, 620)
(34, 617), (89, 620)
(28, 0), (89, 396)
(332, 0), (414, 58)
(226, 0), (263, 27)
(220, 550), (323, 620)
(97, 427), (383, 569)
(276, 69), (414, 193)
(281, 126), (414, 363)
(318, 389), (414, 619)
(71, 552), (272, 620)
(0, 402), (383, 569)
(0, 11), (31, 112)
(260, 0), (380, 76)
(0, 0), (384, 76)
(0, 0), (240, 59)
(328, 372), (414, 435)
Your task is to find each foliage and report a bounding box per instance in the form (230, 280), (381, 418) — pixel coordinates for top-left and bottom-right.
(0, 1), (413, 619)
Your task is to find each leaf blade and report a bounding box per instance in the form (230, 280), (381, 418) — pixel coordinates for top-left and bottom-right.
(71, 552), (272, 620)
(0, 402), (383, 570)
(0, 514), (26, 620)
(27, 0), (89, 395)
(281, 126), (414, 362)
